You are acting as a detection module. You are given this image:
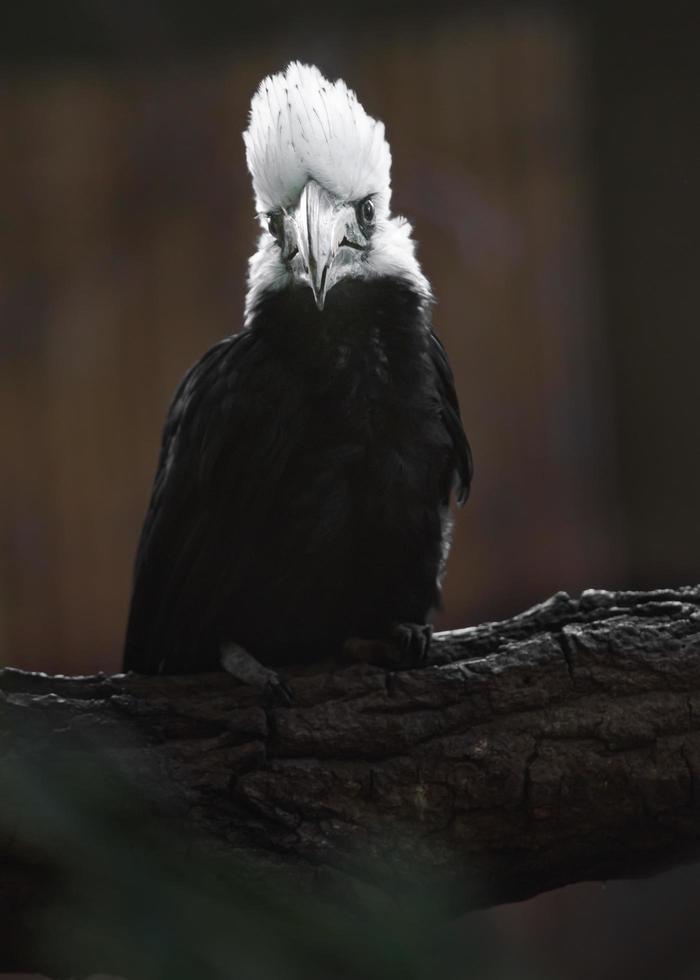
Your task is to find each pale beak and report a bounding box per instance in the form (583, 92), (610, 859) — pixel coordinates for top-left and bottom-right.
(293, 180), (344, 310)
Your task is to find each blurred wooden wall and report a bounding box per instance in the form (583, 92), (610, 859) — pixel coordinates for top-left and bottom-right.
(0, 12), (619, 673)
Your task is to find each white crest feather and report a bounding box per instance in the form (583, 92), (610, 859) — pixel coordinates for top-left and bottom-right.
(243, 62), (392, 214)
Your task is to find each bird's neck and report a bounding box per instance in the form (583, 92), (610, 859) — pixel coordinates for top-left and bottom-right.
(247, 277), (431, 364)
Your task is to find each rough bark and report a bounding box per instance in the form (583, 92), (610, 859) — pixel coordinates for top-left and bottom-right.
(3, 586), (700, 972)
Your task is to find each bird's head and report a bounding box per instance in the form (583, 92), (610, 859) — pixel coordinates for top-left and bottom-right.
(243, 62), (429, 320)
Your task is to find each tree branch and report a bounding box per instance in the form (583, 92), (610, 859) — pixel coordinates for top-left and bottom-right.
(3, 586), (700, 973)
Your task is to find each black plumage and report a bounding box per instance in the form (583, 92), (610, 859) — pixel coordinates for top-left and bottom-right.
(123, 277), (471, 674)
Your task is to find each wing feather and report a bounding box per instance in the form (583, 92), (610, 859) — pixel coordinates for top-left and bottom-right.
(123, 332), (264, 673)
(429, 331), (473, 504)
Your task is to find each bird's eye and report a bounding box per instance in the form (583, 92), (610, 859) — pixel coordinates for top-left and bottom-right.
(356, 197), (375, 236)
(267, 212), (285, 246)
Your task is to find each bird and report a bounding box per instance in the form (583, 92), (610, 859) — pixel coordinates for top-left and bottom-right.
(123, 62), (472, 698)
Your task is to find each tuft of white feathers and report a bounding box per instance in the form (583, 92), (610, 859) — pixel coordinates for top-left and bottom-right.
(243, 62), (392, 215)
(242, 62), (430, 319)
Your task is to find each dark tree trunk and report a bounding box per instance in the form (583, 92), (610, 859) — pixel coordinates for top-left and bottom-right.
(2, 587), (700, 975)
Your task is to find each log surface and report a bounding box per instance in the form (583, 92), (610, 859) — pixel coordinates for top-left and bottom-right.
(3, 587), (700, 970)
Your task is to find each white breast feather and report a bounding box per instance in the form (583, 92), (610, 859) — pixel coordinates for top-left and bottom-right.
(243, 62), (392, 214)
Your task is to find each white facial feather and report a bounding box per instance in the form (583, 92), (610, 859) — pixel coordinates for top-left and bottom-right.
(243, 62), (392, 214)
(242, 63), (430, 320)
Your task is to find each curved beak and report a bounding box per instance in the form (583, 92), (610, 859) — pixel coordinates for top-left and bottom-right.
(293, 180), (344, 310)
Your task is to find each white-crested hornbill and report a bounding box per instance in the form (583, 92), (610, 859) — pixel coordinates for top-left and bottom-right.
(123, 62), (472, 698)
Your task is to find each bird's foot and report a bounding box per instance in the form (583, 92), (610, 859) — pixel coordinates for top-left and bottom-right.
(343, 623), (432, 670)
(390, 622), (433, 668)
(220, 643), (293, 705)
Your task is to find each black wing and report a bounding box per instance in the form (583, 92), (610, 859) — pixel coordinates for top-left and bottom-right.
(429, 330), (473, 504)
(123, 329), (285, 674)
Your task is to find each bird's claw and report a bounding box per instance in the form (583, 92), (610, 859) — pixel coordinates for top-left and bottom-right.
(390, 622), (433, 668)
(221, 642), (294, 704)
(264, 671), (294, 706)
(343, 624), (432, 670)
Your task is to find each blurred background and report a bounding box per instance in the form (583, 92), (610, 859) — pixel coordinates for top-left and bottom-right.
(1, 1), (698, 977)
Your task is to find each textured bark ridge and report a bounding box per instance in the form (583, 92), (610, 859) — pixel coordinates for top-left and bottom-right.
(3, 586), (700, 968)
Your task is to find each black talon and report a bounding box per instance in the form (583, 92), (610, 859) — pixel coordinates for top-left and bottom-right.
(267, 674), (294, 706)
(390, 622), (433, 668)
(343, 624), (433, 670)
(221, 642), (294, 703)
